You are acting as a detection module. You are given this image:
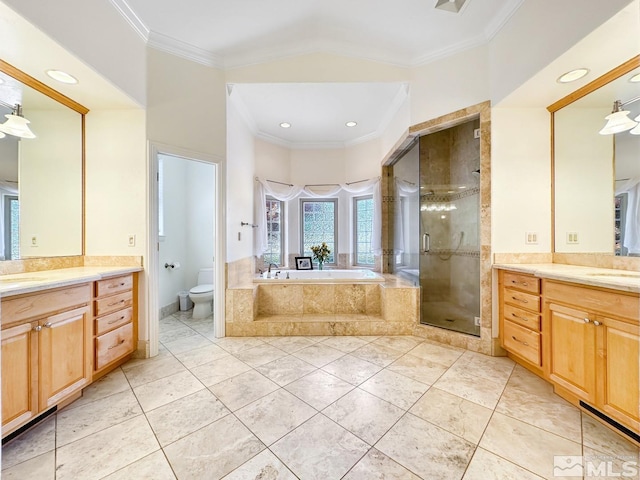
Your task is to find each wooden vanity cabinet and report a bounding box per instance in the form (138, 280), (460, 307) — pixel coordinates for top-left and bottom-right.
(499, 271), (543, 373)
(543, 280), (640, 434)
(1, 322), (38, 434)
(93, 273), (137, 378)
(1, 285), (92, 436)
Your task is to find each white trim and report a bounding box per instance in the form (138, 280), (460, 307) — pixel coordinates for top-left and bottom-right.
(484, 0), (526, 41)
(108, 0), (150, 42)
(148, 31), (224, 68)
(148, 142), (226, 357)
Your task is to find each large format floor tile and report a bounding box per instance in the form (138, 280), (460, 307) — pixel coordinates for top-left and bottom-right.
(323, 388), (404, 444)
(164, 415), (265, 480)
(376, 413), (476, 480)
(3, 322), (639, 480)
(235, 389), (316, 445)
(479, 412), (582, 479)
(271, 414), (369, 480)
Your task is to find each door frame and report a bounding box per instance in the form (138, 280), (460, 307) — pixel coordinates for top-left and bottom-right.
(147, 142), (226, 357)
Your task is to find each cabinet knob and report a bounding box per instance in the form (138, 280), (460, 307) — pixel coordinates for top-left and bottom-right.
(593, 320), (601, 326)
(584, 318), (591, 323)
(43, 322), (52, 328)
(33, 325), (42, 332)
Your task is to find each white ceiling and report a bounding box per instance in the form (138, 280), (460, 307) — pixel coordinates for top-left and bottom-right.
(118, 0), (524, 69)
(230, 82), (408, 148)
(113, 0), (525, 148)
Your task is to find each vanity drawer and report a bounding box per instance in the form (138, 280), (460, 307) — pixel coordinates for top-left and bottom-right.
(503, 271), (540, 295)
(2, 284), (91, 326)
(95, 323), (133, 370)
(503, 319), (541, 366)
(94, 291), (133, 317)
(95, 307), (133, 336)
(544, 281), (639, 322)
(95, 275), (133, 297)
(503, 304), (541, 332)
(504, 288), (540, 313)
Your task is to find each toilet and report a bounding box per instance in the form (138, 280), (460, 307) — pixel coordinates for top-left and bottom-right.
(189, 268), (214, 319)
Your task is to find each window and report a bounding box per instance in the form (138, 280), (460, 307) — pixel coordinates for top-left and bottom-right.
(264, 196), (284, 266)
(354, 195), (374, 265)
(300, 199), (337, 264)
(4, 195), (19, 260)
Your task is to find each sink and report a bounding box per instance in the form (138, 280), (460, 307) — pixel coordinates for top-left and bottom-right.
(586, 272), (640, 278)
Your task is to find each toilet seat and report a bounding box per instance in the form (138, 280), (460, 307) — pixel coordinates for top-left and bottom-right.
(190, 284), (213, 294)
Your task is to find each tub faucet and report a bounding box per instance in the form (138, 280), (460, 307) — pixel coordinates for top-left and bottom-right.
(267, 263), (279, 278)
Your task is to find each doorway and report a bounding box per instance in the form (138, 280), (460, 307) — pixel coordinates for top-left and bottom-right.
(393, 118), (481, 336)
(147, 144), (225, 358)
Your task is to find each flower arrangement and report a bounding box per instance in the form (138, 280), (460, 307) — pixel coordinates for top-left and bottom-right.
(310, 242), (331, 267)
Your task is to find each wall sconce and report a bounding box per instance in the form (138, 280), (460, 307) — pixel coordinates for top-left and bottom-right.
(0, 101), (36, 139)
(599, 97), (640, 135)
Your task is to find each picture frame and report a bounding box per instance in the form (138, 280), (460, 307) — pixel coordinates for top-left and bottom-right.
(295, 256), (313, 270)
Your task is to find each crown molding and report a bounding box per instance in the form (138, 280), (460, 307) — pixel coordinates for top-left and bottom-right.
(108, 0), (149, 41)
(108, 0), (522, 70)
(484, 0), (526, 41)
(148, 31), (224, 68)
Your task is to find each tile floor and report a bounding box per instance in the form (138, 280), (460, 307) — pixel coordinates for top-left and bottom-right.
(2, 310), (639, 479)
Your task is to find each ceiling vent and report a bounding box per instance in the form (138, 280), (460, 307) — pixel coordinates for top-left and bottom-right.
(435, 0), (468, 13)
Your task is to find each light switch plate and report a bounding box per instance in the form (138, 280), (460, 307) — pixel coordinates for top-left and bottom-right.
(566, 232), (579, 244)
(525, 232), (538, 245)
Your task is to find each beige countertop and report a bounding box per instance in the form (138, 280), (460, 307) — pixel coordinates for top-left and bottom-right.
(0, 266), (143, 297)
(493, 263), (640, 294)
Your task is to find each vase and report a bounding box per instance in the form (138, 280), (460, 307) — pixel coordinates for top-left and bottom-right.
(318, 261), (324, 270)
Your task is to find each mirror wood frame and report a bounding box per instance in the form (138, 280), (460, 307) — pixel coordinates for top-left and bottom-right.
(547, 55), (640, 254)
(0, 59), (89, 258)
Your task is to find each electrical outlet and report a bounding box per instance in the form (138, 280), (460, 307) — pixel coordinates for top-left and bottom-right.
(525, 232), (538, 245)
(128, 234), (136, 247)
(567, 232), (579, 244)
(30, 235), (38, 247)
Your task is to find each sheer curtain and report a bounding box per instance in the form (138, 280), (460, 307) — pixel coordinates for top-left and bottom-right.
(253, 177), (382, 257)
(616, 177), (640, 254)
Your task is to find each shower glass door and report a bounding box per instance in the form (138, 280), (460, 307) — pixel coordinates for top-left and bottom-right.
(418, 119), (481, 336)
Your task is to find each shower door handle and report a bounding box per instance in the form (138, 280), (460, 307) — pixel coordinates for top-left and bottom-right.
(422, 233), (430, 253)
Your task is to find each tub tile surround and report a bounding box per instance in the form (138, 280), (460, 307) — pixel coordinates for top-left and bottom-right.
(5, 313), (638, 480)
(226, 274), (417, 337)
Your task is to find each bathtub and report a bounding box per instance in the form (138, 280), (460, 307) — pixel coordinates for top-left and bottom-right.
(255, 268), (384, 283)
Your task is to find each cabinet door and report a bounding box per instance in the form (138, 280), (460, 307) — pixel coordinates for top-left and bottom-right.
(597, 316), (640, 431)
(39, 306), (91, 409)
(547, 302), (597, 403)
(2, 323), (38, 434)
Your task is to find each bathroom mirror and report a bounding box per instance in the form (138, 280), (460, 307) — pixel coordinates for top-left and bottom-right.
(0, 60), (86, 260)
(551, 56), (640, 256)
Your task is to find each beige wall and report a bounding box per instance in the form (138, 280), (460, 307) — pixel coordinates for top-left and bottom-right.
(491, 107), (552, 253)
(85, 109), (147, 256)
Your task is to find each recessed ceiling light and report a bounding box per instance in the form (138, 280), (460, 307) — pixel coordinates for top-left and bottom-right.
(279, 122), (291, 129)
(46, 69), (78, 84)
(629, 73), (640, 83)
(345, 121), (357, 127)
(557, 68), (589, 84)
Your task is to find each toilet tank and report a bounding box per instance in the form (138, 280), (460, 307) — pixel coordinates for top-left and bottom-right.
(197, 268), (214, 285)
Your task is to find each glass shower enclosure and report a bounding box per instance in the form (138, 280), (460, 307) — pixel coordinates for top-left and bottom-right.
(393, 118), (481, 336)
